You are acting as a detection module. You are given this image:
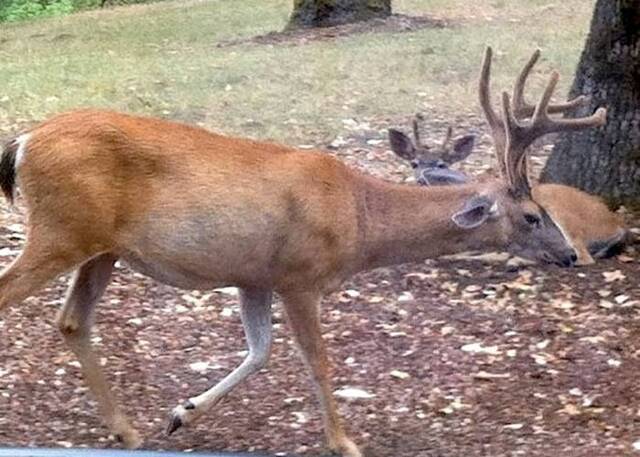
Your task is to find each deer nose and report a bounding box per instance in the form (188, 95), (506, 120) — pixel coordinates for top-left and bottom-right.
(561, 251), (578, 267)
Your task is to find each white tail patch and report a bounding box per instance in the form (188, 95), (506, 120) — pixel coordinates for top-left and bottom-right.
(14, 133), (31, 168)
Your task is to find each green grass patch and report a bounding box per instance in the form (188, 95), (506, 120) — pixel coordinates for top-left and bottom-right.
(0, 0), (595, 144)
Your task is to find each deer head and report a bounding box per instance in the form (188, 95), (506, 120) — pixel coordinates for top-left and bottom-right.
(389, 116), (474, 186)
(388, 114), (475, 185)
(389, 47), (606, 266)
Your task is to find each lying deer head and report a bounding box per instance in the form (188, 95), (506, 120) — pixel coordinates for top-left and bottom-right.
(391, 47), (606, 266)
(389, 115), (475, 186)
(388, 114), (475, 185)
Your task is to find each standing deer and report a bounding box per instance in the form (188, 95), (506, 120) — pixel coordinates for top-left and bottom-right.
(390, 52), (626, 266)
(0, 47), (605, 457)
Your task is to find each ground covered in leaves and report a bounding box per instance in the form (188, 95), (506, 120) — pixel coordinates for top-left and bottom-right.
(0, 121), (639, 457)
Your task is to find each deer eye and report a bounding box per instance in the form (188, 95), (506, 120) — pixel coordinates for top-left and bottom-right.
(410, 161), (419, 169)
(524, 213), (541, 226)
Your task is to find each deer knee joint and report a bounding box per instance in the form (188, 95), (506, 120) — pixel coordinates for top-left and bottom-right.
(56, 313), (88, 339)
(246, 344), (271, 372)
(250, 351), (269, 372)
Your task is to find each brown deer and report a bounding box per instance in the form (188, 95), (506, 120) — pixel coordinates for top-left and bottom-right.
(390, 52), (626, 266)
(0, 47), (604, 457)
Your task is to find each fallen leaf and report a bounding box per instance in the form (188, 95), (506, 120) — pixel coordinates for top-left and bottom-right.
(390, 370), (411, 380)
(503, 423), (524, 430)
(334, 387), (375, 400)
(473, 371), (510, 380)
(461, 343), (501, 355)
(603, 270), (626, 282)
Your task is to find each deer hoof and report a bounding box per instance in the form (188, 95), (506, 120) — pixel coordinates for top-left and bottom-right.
(329, 436), (363, 457)
(114, 427), (142, 449)
(166, 400), (198, 435)
(166, 413), (183, 435)
(111, 415), (142, 449)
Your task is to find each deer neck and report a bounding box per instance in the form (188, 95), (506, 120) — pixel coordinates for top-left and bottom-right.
(355, 176), (502, 271)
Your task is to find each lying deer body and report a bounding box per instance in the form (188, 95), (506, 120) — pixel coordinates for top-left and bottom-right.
(0, 49), (605, 456)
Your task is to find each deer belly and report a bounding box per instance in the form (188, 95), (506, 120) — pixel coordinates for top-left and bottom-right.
(119, 232), (277, 290)
(116, 208), (283, 289)
(121, 253), (231, 290)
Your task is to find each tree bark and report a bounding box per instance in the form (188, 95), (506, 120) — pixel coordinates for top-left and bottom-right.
(287, 0), (391, 29)
(541, 0), (640, 209)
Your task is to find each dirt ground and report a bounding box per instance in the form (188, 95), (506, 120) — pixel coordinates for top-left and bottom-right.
(1, 113), (640, 457)
(216, 14), (448, 48)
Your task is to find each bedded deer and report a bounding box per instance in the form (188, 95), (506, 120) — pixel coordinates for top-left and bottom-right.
(390, 53), (626, 266)
(0, 48), (604, 457)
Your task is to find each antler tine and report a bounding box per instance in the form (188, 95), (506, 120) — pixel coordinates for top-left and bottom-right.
(479, 47), (501, 131)
(442, 126), (453, 150)
(537, 106), (608, 135)
(512, 49), (540, 117)
(532, 70), (560, 121)
(479, 46), (508, 176)
(501, 92), (531, 197)
(513, 50), (590, 119)
(528, 72), (607, 143)
(412, 113), (424, 146)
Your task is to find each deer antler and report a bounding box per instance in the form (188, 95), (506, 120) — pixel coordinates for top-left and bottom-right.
(441, 126), (453, 150)
(512, 50), (589, 118)
(479, 47), (507, 176)
(479, 46), (607, 198)
(412, 113), (425, 147)
(412, 114), (461, 161)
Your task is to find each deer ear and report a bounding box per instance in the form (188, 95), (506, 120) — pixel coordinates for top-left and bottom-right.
(451, 195), (495, 229)
(449, 135), (476, 163)
(388, 129), (416, 161)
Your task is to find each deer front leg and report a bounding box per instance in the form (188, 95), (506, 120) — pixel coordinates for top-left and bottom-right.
(167, 288), (273, 434)
(281, 291), (362, 457)
(56, 254), (142, 449)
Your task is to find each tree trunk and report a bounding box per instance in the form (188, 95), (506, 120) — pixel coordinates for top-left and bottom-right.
(287, 0), (391, 29)
(541, 0), (640, 209)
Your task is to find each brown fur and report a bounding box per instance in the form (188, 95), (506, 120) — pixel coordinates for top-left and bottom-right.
(532, 184), (626, 265)
(475, 47), (618, 264)
(458, 169), (625, 265)
(0, 109), (578, 456)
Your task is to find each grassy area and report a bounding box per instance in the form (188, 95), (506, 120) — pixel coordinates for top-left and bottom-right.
(0, 0), (595, 144)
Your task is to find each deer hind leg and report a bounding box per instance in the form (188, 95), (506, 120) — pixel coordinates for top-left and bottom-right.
(280, 291), (362, 457)
(589, 229), (629, 260)
(167, 287), (273, 434)
(0, 237), (85, 311)
(56, 254), (142, 449)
